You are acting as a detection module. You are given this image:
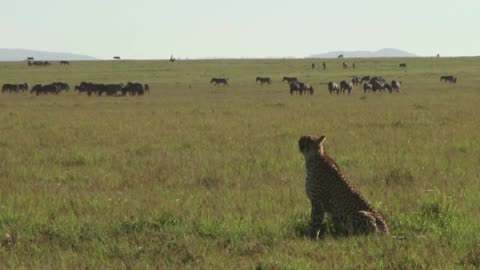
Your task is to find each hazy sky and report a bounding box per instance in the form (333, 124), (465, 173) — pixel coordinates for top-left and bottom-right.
(1, 0), (479, 59)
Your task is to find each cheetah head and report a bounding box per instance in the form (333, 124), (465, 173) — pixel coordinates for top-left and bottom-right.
(298, 135), (326, 156)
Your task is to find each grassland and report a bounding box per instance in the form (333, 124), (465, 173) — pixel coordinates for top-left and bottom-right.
(0, 57), (479, 269)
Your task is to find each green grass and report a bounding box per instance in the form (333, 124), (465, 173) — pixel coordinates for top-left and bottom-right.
(0, 57), (479, 269)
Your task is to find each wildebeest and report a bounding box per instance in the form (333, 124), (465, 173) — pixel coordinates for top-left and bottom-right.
(113, 56), (121, 60)
(399, 63), (407, 68)
(28, 61), (50, 66)
(391, 80), (401, 92)
(282, 76), (298, 83)
(30, 84), (59, 95)
(97, 84), (125, 96)
(328, 82), (340, 95)
(2, 84), (18, 93)
(210, 78), (229, 86)
(125, 82), (147, 95)
(169, 55), (175, 62)
(352, 63), (356, 69)
(338, 54), (344, 58)
(352, 76), (360, 86)
(311, 63), (315, 70)
(340, 80), (353, 94)
(60, 61), (70, 65)
(342, 62), (348, 69)
(52, 82), (70, 92)
(144, 84), (150, 92)
(440, 75), (457, 83)
(363, 83), (372, 93)
(256, 77), (272, 85)
(322, 62), (326, 70)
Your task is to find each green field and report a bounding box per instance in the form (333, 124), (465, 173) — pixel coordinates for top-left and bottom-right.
(0, 57), (479, 269)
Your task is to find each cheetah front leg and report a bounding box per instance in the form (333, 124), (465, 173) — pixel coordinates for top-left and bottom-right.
(310, 199), (324, 239)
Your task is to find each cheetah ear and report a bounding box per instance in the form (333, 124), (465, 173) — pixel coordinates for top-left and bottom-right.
(317, 136), (326, 145)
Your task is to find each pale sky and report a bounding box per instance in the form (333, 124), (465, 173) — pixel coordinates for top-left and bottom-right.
(1, 0), (479, 59)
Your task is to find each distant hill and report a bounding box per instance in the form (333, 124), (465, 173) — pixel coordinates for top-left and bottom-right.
(310, 48), (416, 58)
(0, 48), (97, 61)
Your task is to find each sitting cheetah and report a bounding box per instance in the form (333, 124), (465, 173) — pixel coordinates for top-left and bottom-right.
(298, 135), (389, 238)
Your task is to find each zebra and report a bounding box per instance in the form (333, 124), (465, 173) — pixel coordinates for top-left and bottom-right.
(328, 82), (340, 95)
(340, 80), (353, 95)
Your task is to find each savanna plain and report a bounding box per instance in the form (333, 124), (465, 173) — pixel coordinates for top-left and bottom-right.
(0, 57), (479, 269)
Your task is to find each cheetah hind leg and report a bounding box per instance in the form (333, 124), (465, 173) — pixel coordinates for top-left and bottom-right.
(350, 211), (379, 235)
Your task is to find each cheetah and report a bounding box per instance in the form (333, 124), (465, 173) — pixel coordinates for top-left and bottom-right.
(298, 135), (389, 238)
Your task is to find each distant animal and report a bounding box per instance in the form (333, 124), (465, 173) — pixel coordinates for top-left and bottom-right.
(322, 62), (326, 70)
(351, 76), (360, 86)
(338, 54), (344, 58)
(383, 83), (392, 93)
(256, 77), (272, 85)
(30, 84), (59, 95)
(327, 82), (340, 95)
(289, 82), (303, 95)
(298, 135), (389, 238)
(27, 57), (34, 61)
(363, 83), (372, 93)
(210, 78), (229, 86)
(312, 63), (315, 70)
(60, 61), (70, 65)
(360, 76), (370, 84)
(299, 82), (314, 95)
(144, 84), (150, 92)
(340, 80), (353, 94)
(391, 80), (401, 92)
(440, 75), (457, 83)
(2, 84), (18, 93)
(342, 62), (348, 69)
(352, 63), (356, 69)
(282, 76), (298, 83)
(399, 63), (407, 68)
(371, 80), (384, 92)
(113, 56), (121, 60)
(169, 55), (175, 62)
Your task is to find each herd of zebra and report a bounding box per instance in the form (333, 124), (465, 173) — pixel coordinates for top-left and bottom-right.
(1, 82), (149, 96)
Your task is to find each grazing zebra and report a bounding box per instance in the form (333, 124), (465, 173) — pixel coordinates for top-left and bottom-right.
(328, 82), (340, 95)
(351, 76), (360, 86)
(391, 80), (400, 92)
(299, 82), (314, 95)
(282, 76), (298, 83)
(360, 76), (370, 84)
(440, 75), (457, 83)
(256, 77), (272, 85)
(210, 78), (229, 86)
(363, 83), (372, 93)
(371, 80), (384, 92)
(340, 80), (353, 95)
